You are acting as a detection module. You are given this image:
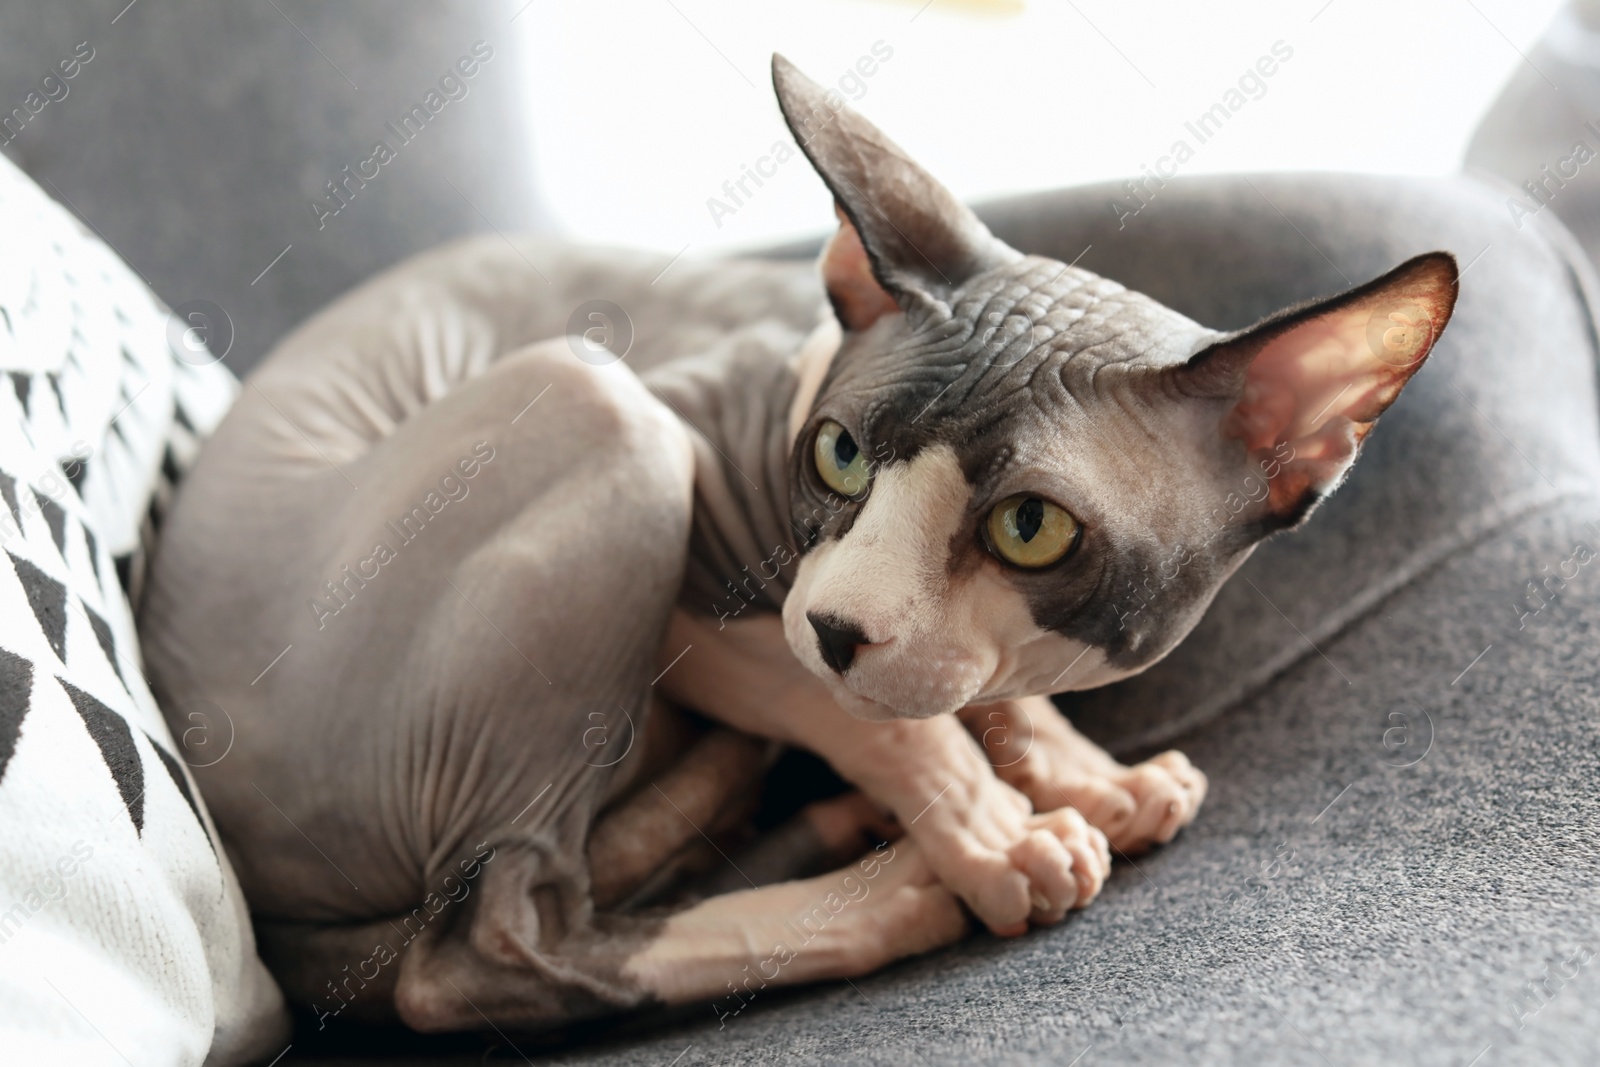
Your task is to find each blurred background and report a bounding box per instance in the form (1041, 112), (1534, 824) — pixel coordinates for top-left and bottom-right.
(521, 0), (1562, 251)
(0, 0), (1580, 373)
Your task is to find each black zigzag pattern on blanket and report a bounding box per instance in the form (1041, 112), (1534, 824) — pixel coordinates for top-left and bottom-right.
(8, 371), (29, 417)
(79, 598), (129, 694)
(0, 471), (20, 531)
(57, 678), (143, 834)
(147, 735), (214, 856)
(82, 524), (101, 586)
(33, 490), (66, 554)
(7, 551), (66, 660)
(0, 643), (213, 845)
(0, 647), (30, 788)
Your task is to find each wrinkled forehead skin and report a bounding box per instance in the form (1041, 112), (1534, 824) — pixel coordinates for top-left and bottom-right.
(788, 253), (1256, 674)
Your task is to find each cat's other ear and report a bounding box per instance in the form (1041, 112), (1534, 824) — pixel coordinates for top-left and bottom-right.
(1179, 252), (1459, 530)
(772, 53), (1018, 332)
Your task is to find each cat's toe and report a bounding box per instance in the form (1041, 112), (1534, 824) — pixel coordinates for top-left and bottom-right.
(1111, 751), (1207, 853)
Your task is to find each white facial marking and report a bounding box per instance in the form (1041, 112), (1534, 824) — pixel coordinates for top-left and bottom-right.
(784, 444), (1118, 719)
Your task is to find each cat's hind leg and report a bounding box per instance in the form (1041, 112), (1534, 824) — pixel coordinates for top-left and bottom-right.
(391, 829), (972, 1032)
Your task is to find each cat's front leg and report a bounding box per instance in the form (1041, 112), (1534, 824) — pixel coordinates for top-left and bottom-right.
(802, 709), (1111, 937)
(656, 611), (1109, 936)
(960, 696), (1208, 855)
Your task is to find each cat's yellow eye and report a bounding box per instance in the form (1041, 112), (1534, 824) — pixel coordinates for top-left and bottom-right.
(814, 420), (870, 496)
(986, 494), (1079, 568)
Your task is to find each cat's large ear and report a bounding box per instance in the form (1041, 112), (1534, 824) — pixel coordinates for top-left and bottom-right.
(772, 54), (1018, 332)
(1178, 252), (1459, 530)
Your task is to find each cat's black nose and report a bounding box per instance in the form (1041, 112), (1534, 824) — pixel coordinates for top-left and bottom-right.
(807, 611), (870, 675)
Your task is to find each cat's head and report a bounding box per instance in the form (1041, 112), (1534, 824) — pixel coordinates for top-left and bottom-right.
(772, 55), (1458, 721)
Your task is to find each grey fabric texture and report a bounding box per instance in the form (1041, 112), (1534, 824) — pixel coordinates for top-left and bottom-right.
(0, 0), (548, 379)
(284, 174), (1600, 1065)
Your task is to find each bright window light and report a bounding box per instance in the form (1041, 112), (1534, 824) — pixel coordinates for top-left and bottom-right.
(513, 0), (1562, 254)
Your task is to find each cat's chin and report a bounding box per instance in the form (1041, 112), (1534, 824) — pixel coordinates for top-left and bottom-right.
(830, 684), (955, 722)
(831, 688), (902, 722)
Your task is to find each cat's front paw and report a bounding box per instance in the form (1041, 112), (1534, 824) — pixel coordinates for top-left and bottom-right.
(1012, 806), (1112, 926)
(816, 710), (1112, 937)
(1050, 750), (1208, 855)
(968, 697), (1208, 856)
(905, 773), (1109, 937)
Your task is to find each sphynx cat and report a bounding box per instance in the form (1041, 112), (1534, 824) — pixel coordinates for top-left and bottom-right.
(140, 55), (1457, 1030)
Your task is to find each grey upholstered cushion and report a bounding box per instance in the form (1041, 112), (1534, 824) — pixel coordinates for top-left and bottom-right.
(0, 0), (549, 380)
(285, 173), (1600, 1065)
